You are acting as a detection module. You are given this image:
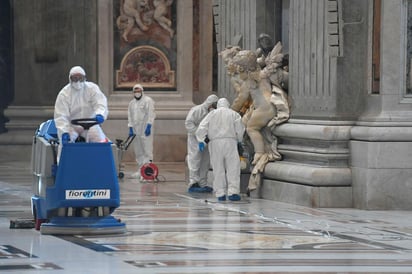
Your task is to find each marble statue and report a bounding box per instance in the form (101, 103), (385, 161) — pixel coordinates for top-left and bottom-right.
(256, 33), (275, 69)
(220, 41), (290, 192)
(220, 46), (252, 116)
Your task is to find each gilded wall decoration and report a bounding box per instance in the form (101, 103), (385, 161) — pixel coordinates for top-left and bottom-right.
(116, 45), (175, 88)
(114, 0), (176, 90)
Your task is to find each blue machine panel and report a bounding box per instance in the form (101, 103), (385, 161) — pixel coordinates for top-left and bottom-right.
(46, 142), (120, 210)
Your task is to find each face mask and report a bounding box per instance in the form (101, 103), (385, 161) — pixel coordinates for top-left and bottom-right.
(71, 81), (84, 90)
(134, 93), (142, 100)
(209, 102), (217, 110)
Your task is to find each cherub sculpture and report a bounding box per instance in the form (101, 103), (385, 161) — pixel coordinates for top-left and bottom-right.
(256, 33), (274, 68)
(220, 46), (252, 116)
(220, 42), (290, 192)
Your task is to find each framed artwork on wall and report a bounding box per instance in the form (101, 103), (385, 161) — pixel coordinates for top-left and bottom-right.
(113, 0), (177, 91)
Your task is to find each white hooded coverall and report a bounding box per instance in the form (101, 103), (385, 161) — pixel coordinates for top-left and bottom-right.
(196, 98), (245, 198)
(185, 94), (218, 187)
(128, 89), (156, 169)
(54, 66), (108, 144)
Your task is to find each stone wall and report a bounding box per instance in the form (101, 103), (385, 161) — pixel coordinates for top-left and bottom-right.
(1, 0), (215, 164)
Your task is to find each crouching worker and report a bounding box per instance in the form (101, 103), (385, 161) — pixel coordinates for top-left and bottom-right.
(196, 98), (245, 201)
(54, 66), (109, 160)
(185, 94), (218, 193)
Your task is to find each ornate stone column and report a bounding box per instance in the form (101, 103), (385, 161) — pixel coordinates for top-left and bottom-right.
(262, 0), (370, 207)
(350, 1), (412, 209)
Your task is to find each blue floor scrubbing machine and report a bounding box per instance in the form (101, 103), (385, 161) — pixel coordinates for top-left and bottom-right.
(31, 118), (126, 235)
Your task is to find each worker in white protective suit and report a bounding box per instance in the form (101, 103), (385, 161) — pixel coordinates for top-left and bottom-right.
(54, 66), (109, 160)
(128, 84), (156, 180)
(196, 98), (245, 201)
(185, 94), (218, 193)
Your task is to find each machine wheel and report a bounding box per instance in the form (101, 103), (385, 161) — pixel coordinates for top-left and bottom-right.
(32, 205), (43, 230)
(32, 205), (39, 230)
(118, 172), (124, 179)
(71, 118), (99, 130)
(35, 219), (47, 231)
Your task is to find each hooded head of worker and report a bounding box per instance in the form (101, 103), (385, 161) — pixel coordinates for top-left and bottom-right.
(217, 98), (230, 109)
(203, 94), (219, 111)
(69, 66), (86, 90)
(69, 66), (86, 91)
(133, 84), (144, 100)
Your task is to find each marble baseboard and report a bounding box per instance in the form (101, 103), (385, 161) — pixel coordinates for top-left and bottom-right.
(352, 167), (412, 210)
(351, 140), (412, 209)
(259, 179), (353, 208)
(264, 161), (351, 186)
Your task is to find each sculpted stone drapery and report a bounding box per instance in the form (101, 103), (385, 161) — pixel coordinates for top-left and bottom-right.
(220, 41), (290, 192)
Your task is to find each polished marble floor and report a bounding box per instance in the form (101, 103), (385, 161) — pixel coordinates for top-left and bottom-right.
(1, 157), (412, 273)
